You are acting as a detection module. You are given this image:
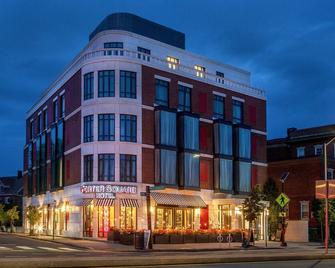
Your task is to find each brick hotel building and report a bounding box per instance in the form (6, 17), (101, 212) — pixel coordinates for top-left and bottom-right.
(23, 13), (267, 239)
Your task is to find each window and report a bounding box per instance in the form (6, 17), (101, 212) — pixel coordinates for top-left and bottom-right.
(84, 155), (93, 182)
(218, 205), (231, 229)
(104, 42), (123, 49)
(296, 147), (305, 158)
(314, 144), (323, 156)
(120, 154), (137, 182)
(83, 115), (94, 142)
(214, 123), (232, 156)
(328, 168), (334, 179)
(120, 71), (136, 99)
(98, 70), (115, 97)
(300, 201), (309, 220)
(98, 114), (115, 141)
(120, 114), (137, 142)
(167, 56), (179, 70)
(180, 115), (199, 151)
(29, 120), (34, 140)
(137, 46), (150, 61)
(214, 158), (233, 192)
(60, 94), (65, 118)
(27, 143), (33, 169)
(120, 206), (136, 229)
(38, 113), (42, 134)
(179, 153), (200, 188)
(178, 85), (191, 112)
(235, 127), (251, 159)
(155, 149), (177, 185)
(137, 46), (150, 55)
(236, 161), (251, 193)
(53, 100), (58, 122)
(213, 94), (225, 119)
(84, 72), (94, 100)
(216, 71), (225, 84)
(194, 65), (205, 78)
(43, 109), (47, 130)
(232, 100), (243, 124)
(98, 154), (115, 181)
(155, 110), (176, 147)
(50, 121), (64, 190)
(155, 79), (169, 106)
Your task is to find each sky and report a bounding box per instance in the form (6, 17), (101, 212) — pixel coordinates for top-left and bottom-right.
(0, 0), (334, 176)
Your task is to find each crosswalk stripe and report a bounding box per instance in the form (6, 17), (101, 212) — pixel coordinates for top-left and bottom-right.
(37, 247), (62, 252)
(0, 246), (10, 250)
(58, 247), (80, 251)
(16, 246), (35, 250)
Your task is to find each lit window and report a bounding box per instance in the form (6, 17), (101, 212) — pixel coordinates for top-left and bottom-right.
(314, 144), (323, 156)
(296, 147), (305, 158)
(167, 56), (179, 70)
(194, 65), (205, 78)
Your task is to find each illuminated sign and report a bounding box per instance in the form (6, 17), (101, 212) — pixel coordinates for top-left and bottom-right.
(80, 184), (137, 195)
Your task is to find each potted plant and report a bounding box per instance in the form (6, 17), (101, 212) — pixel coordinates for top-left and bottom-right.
(107, 227), (120, 242)
(153, 229), (169, 244)
(195, 229), (209, 243)
(26, 205), (41, 236)
(182, 229), (195, 243)
(169, 229), (184, 244)
(120, 229), (135, 245)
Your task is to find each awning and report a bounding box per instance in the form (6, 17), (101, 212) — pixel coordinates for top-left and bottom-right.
(151, 192), (207, 208)
(95, 198), (115, 207)
(120, 199), (140, 207)
(80, 199), (93, 206)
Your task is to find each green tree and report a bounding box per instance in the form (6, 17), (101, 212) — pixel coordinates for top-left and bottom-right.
(243, 185), (266, 244)
(263, 178), (280, 239)
(26, 205), (41, 235)
(6, 206), (19, 232)
(0, 204), (7, 229)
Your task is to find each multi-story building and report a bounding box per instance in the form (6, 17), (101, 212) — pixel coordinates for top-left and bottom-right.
(268, 125), (335, 222)
(23, 13), (267, 239)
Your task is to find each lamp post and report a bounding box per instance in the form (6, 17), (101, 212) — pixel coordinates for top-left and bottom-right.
(323, 136), (335, 254)
(280, 172), (289, 247)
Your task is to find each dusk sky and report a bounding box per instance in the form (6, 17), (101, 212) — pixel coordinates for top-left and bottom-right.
(0, 0), (334, 176)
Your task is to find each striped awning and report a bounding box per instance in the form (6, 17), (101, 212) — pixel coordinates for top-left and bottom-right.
(95, 198), (115, 207)
(151, 192), (207, 208)
(120, 199), (140, 207)
(81, 199), (93, 206)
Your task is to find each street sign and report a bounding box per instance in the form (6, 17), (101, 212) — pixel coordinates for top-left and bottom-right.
(276, 193), (290, 208)
(150, 186), (165, 191)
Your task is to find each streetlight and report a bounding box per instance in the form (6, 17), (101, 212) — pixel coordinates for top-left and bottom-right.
(323, 136), (335, 254)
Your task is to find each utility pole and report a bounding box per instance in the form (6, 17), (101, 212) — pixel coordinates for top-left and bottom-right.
(146, 186), (153, 249)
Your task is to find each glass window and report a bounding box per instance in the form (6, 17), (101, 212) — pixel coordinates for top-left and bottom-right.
(43, 109), (47, 130)
(155, 207), (173, 229)
(38, 113), (42, 134)
(180, 153), (200, 188)
(98, 114), (115, 141)
(29, 120), (34, 140)
(137, 47), (151, 61)
(28, 143), (33, 169)
(83, 204), (93, 237)
(120, 114), (137, 142)
(180, 115), (199, 151)
(120, 206), (136, 229)
(218, 205), (231, 229)
(155, 149), (177, 185)
(98, 70), (115, 97)
(84, 115), (94, 142)
(237, 127), (251, 159)
(137, 46), (151, 55)
(178, 85), (191, 111)
(214, 158), (233, 191)
(53, 100), (58, 122)
(214, 123), (232, 156)
(98, 154), (115, 181)
(60, 94), (65, 118)
(155, 79), (169, 106)
(213, 95), (225, 119)
(232, 100), (243, 124)
(167, 56), (179, 70)
(57, 120), (64, 158)
(84, 155), (93, 182)
(327, 168), (334, 179)
(104, 42), (123, 49)
(194, 65), (205, 78)
(297, 147), (305, 158)
(314, 144), (323, 156)
(300, 202), (309, 220)
(155, 110), (176, 147)
(120, 154), (136, 182)
(98, 206), (115, 238)
(237, 161), (251, 193)
(120, 71), (136, 99)
(84, 72), (94, 100)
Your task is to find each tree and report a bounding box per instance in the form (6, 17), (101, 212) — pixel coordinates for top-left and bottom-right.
(26, 206), (41, 235)
(263, 178), (280, 240)
(0, 204), (7, 230)
(243, 185), (266, 245)
(6, 206), (19, 232)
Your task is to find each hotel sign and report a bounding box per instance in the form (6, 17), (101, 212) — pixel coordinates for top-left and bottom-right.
(80, 184), (137, 195)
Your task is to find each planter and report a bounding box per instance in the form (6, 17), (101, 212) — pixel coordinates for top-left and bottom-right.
(232, 232), (242, 242)
(208, 233), (219, 243)
(134, 232), (145, 249)
(154, 234), (170, 244)
(183, 234), (195, 243)
(169, 234), (184, 244)
(107, 230), (120, 242)
(195, 234), (209, 243)
(120, 233), (134, 245)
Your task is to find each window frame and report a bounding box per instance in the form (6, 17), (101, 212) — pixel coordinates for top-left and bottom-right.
(178, 85), (191, 112)
(98, 154), (115, 182)
(120, 71), (136, 99)
(232, 99), (244, 124)
(120, 154), (137, 182)
(84, 72), (94, 100)
(84, 154), (94, 182)
(296, 147), (305, 158)
(155, 79), (169, 107)
(83, 115), (94, 143)
(98, 70), (115, 97)
(314, 144), (323, 156)
(98, 113), (115, 141)
(120, 114), (137, 142)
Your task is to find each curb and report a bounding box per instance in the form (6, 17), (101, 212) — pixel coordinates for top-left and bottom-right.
(1, 253), (335, 268)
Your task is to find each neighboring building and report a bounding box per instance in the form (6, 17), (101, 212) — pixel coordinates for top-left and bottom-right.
(23, 13), (267, 239)
(268, 125), (335, 222)
(0, 171), (23, 224)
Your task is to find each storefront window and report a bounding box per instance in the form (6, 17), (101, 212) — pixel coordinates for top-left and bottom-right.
(155, 207), (173, 229)
(98, 206), (115, 238)
(218, 205), (231, 229)
(120, 206), (136, 229)
(83, 205), (93, 237)
(156, 207), (195, 229)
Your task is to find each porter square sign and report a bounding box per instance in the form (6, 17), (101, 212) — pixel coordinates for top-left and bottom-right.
(80, 184), (137, 198)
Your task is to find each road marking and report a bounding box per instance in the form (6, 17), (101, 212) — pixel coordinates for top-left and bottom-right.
(0, 246), (10, 250)
(58, 247), (80, 251)
(37, 247), (62, 252)
(16, 246), (35, 250)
